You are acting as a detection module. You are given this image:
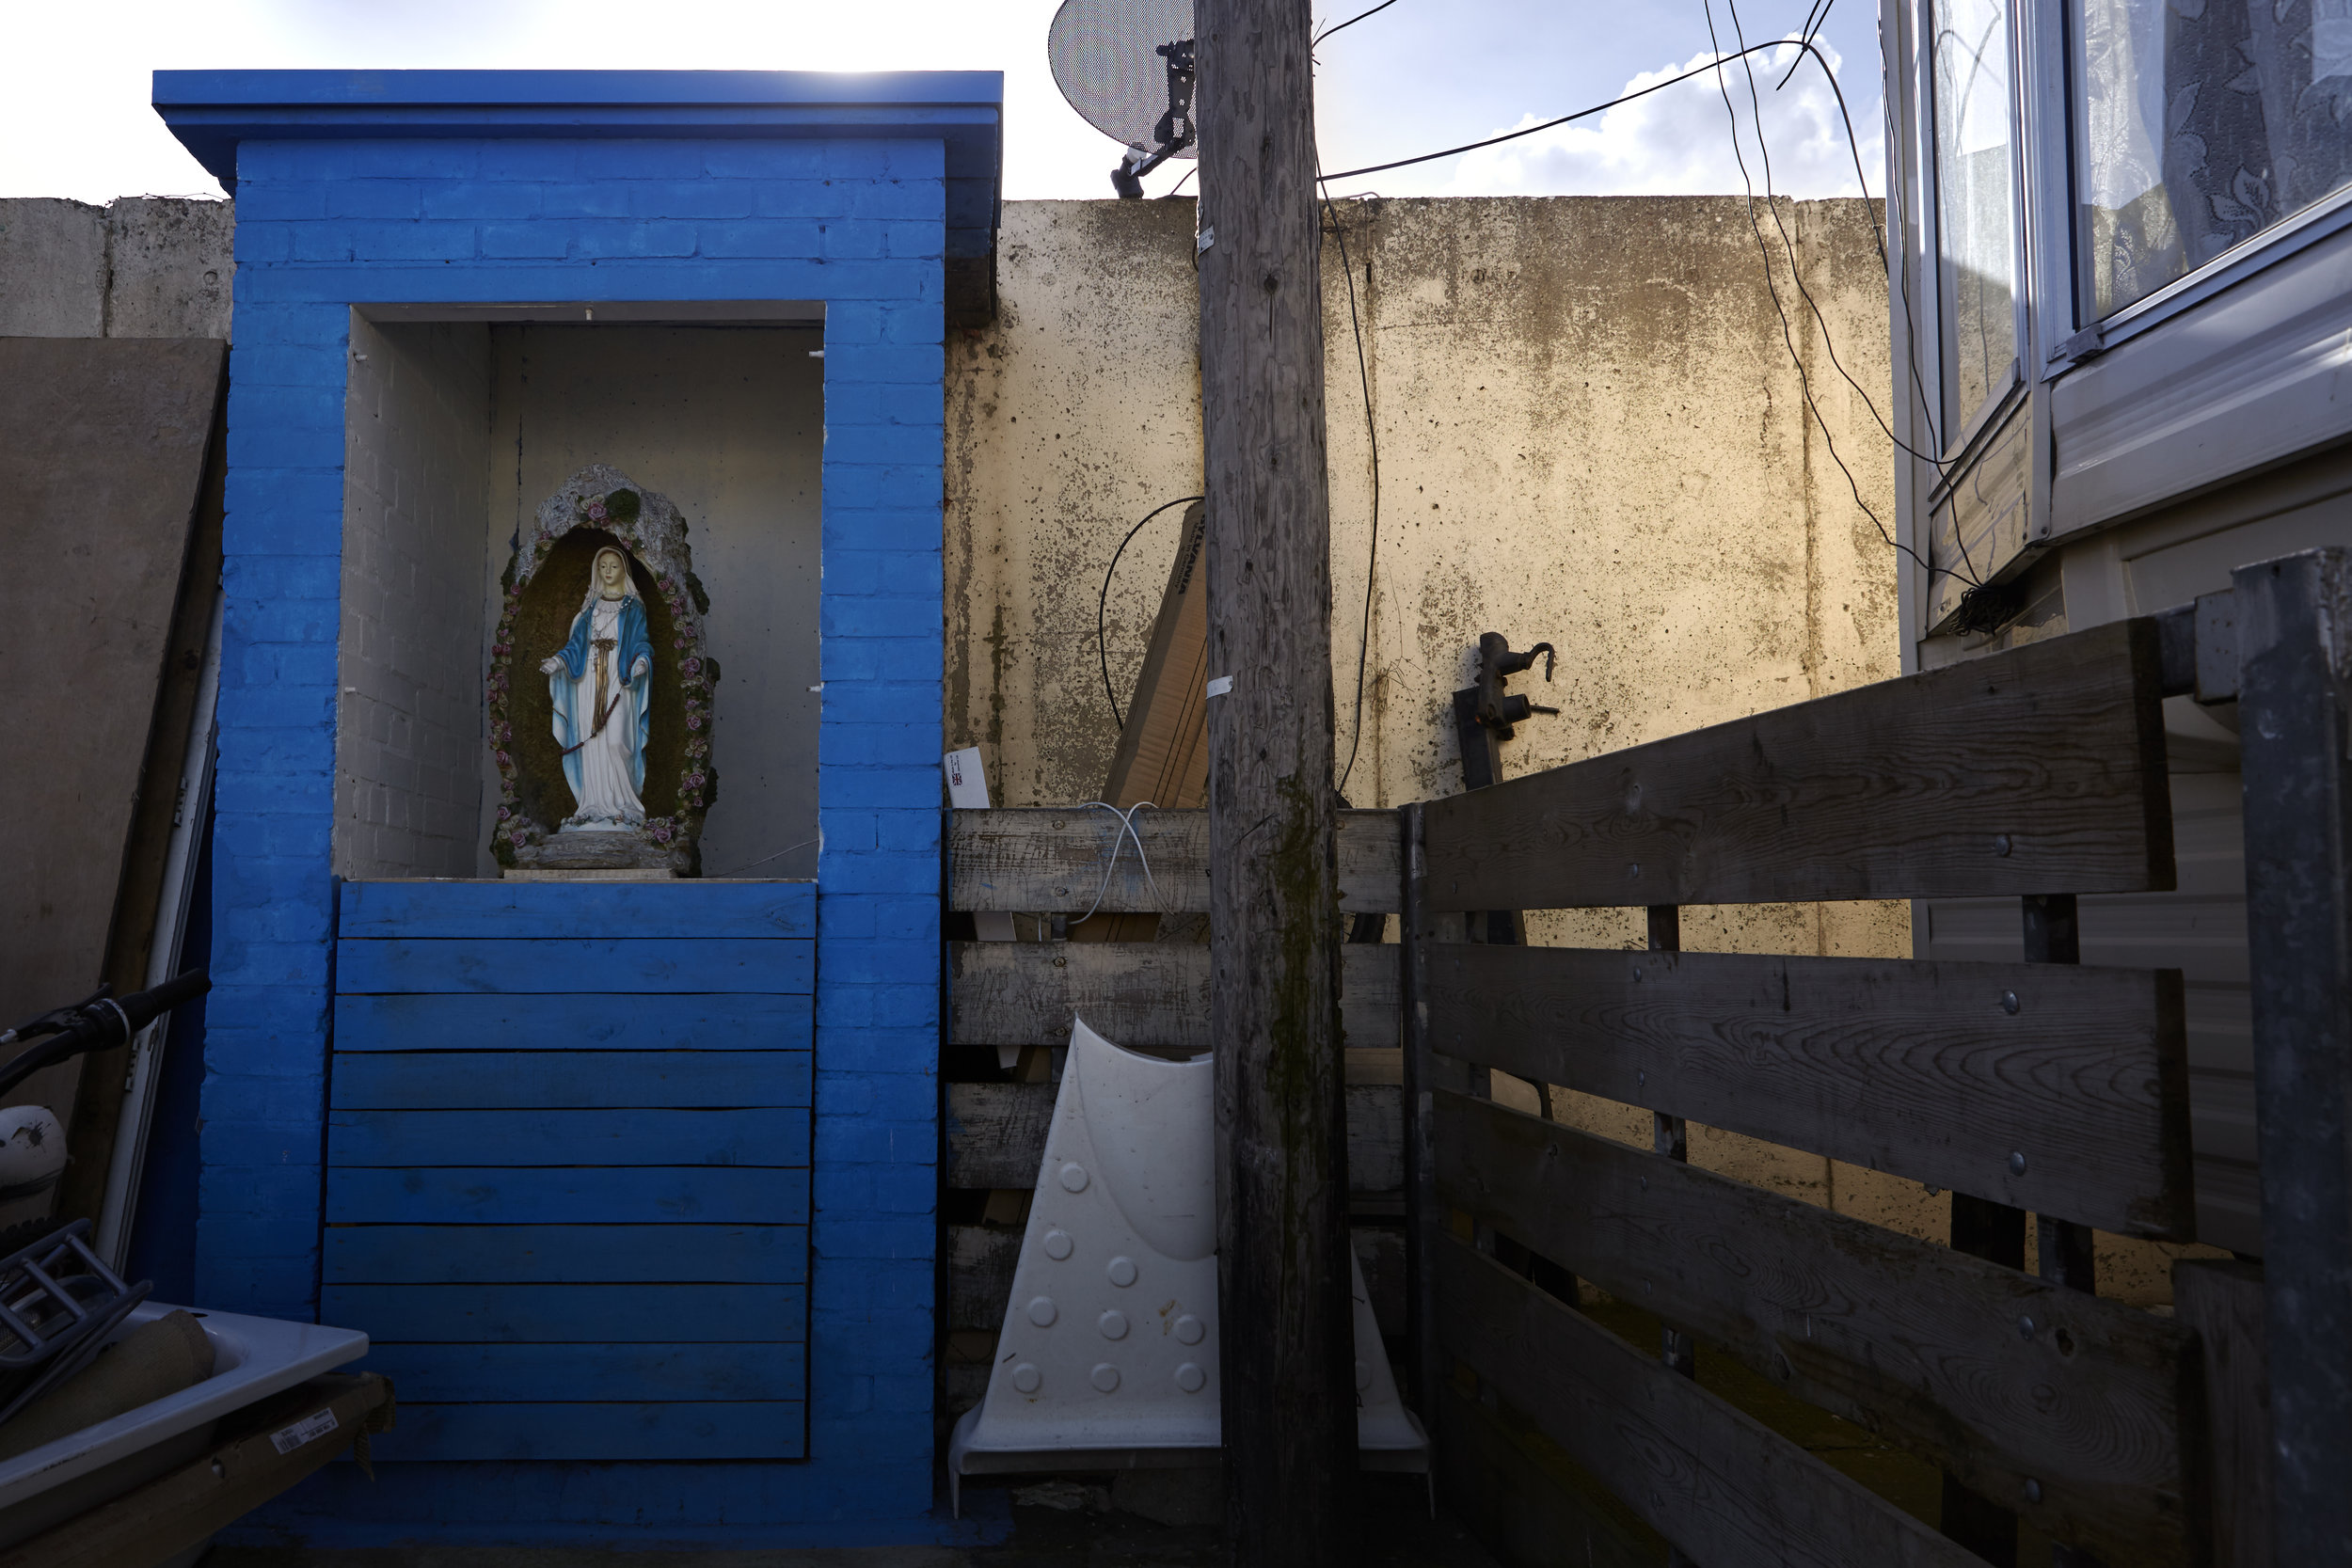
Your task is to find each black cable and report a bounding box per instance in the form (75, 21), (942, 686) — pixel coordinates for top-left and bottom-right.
(1315, 0), (1400, 46)
(1777, 0), (1836, 87)
(1322, 38), (1833, 182)
(1698, 0), (1963, 586)
(1320, 182), (1381, 797)
(1097, 496), (1205, 732)
(1712, 1), (1982, 586)
(1316, 18), (1952, 497)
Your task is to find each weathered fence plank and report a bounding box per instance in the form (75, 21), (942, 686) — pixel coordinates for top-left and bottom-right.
(339, 879), (814, 939)
(322, 1283), (806, 1343)
(360, 1341), (805, 1404)
(1424, 942), (2193, 1237)
(327, 1108), (809, 1169)
(1420, 619), (2172, 911)
(2174, 1258), (2272, 1568)
(326, 1165), (808, 1227)
(949, 941), (1398, 1050)
(1437, 1237), (1980, 1568)
(947, 807), (1401, 914)
(335, 938), (814, 995)
(376, 1401), (804, 1463)
(329, 1050), (811, 1111)
(1435, 1091), (2197, 1564)
(332, 992), (812, 1052)
(325, 1223), (807, 1285)
(946, 1080), (1402, 1195)
(946, 1225), (1023, 1330)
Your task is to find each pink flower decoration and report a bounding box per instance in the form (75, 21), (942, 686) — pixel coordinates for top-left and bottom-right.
(496, 751), (512, 767)
(687, 715), (702, 730)
(586, 501), (608, 521)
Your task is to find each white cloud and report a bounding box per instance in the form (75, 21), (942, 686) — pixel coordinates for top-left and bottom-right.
(1426, 39), (1884, 201)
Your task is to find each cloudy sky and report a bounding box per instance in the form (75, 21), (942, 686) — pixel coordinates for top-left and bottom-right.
(2, 0), (1883, 206)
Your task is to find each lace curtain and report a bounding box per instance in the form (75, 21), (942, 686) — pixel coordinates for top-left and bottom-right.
(2076, 0), (2352, 318)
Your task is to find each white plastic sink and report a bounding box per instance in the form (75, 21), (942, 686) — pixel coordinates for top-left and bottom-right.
(0, 1301), (368, 1525)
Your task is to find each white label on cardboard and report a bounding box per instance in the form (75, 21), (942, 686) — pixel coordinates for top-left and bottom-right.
(944, 747), (993, 809)
(271, 1407), (339, 1455)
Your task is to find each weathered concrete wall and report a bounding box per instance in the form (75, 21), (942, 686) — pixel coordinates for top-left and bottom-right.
(949, 196), (1899, 807)
(946, 196), (1931, 1230)
(0, 198), (232, 339)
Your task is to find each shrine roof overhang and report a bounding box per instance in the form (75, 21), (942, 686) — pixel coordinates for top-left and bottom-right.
(152, 69), (1005, 263)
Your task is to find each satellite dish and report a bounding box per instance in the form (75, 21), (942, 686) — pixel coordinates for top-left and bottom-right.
(1048, 0), (1198, 198)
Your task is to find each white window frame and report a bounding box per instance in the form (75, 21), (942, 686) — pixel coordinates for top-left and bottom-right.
(1892, 0), (2352, 634)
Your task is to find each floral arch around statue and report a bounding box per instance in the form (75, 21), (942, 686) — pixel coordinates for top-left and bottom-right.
(488, 465), (718, 875)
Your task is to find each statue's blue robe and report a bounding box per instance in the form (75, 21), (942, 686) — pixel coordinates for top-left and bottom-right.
(548, 594), (653, 800)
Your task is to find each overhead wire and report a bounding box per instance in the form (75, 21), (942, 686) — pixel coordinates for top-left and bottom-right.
(1320, 174), (1382, 798)
(1096, 495), (1204, 732)
(1706, 0), (1982, 587)
(1125, 8), (1973, 778)
(1322, 37), (1842, 182)
(1311, 14), (1964, 515)
(1314, 0), (1400, 46)
(1777, 0), (1838, 87)
(1694, 0), (1950, 585)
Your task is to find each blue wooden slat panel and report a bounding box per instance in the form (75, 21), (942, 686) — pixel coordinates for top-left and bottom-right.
(326, 1224), (807, 1285)
(373, 1401), (806, 1462)
(330, 1052), (812, 1111)
(340, 879), (815, 940)
(327, 1108), (810, 1167)
(335, 939), (814, 995)
(333, 992), (813, 1053)
(321, 1284), (807, 1343)
(357, 1341), (805, 1403)
(326, 1165), (810, 1226)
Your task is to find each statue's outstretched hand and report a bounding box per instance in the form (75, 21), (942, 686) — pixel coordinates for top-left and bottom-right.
(630, 655), (650, 682)
(539, 656), (565, 675)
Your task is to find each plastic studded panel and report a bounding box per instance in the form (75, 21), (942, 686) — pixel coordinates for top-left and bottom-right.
(951, 1015), (1423, 1494)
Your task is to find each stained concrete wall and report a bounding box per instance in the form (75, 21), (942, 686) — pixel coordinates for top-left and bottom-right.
(946, 196), (1935, 1233)
(950, 196), (1899, 818)
(0, 198), (232, 340)
(336, 317), (494, 879)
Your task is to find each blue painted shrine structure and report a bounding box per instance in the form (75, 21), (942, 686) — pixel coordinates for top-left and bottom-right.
(152, 70), (1000, 1544)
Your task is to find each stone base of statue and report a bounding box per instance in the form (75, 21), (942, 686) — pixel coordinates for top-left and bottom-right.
(511, 829), (690, 876)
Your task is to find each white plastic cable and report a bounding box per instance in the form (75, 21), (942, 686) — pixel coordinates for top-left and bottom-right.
(1067, 800), (1165, 927)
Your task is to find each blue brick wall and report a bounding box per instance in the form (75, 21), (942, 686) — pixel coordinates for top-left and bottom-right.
(206, 133), (951, 1544)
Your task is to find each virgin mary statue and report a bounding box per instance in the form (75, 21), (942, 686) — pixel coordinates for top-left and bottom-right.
(539, 546), (653, 830)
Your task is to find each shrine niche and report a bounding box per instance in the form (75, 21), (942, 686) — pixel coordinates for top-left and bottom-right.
(488, 465), (718, 875)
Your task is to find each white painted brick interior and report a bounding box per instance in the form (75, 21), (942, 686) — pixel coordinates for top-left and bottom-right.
(337, 316), (492, 878)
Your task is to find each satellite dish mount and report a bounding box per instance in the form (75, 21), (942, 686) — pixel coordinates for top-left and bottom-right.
(1112, 40), (1196, 198)
(1047, 0), (1200, 200)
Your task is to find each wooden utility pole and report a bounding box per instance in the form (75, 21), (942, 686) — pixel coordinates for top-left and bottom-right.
(1195, 0), (1354, 1560)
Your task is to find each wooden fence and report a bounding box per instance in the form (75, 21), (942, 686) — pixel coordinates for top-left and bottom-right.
(939, 549), (2352, 1564)
(940, 808), (1407, 1416)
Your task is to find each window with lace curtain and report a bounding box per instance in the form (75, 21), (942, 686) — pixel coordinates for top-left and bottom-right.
(2072, 0), (2352, 320)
